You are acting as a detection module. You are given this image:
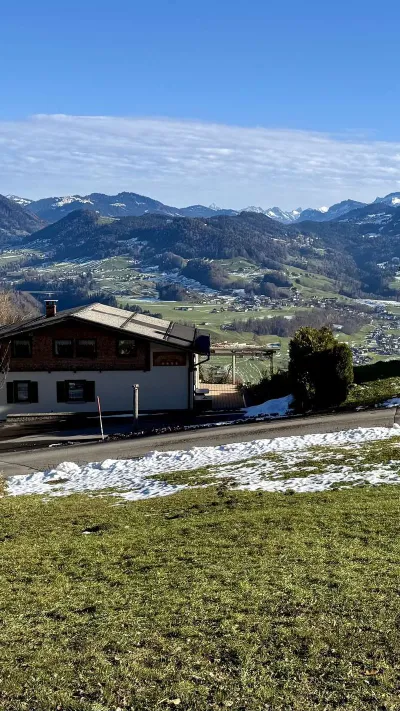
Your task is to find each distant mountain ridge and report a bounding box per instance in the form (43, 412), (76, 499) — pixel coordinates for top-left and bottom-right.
(242, 206), (302, 222)
(17, 192), (238, 223)
(6, 190), (400, 228)
(0, 194), (45, 240)
(297, 200), (367, 223)
(373, 192), (400, 207)
(6, 195), (33, 208)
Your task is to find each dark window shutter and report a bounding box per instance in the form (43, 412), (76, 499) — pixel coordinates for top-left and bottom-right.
(57, 381), (66, 402)
(84, 381), (95, 402)
(29, 381), (39, 403)
(7, 382), (14, 404)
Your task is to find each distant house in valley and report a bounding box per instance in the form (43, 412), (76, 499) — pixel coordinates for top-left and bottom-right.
(0, 301), (210, 418)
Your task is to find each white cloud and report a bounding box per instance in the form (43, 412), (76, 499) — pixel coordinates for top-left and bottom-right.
(1, 114), (400, 208)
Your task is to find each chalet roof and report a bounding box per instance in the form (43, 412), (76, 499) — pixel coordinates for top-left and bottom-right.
(0, 302), (210, 354)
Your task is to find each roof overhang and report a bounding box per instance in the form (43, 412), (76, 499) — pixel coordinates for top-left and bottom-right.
(0, 307), (211, 355)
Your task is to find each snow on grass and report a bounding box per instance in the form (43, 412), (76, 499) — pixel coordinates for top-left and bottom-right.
(5, 425), (400, 500)
(205, 450), (400, 494)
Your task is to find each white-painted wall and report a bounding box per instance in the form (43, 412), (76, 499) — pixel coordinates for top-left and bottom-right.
(0, 343), (194, 418)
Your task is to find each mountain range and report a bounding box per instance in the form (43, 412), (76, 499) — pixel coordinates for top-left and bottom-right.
(6, 190), (400, 228)
(17, 198), (400, 298)
(6, 192), (237, 225)
(2, 185), (400, 298)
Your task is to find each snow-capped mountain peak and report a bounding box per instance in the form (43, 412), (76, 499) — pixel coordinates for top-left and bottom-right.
(52, 195), (94, 208)
(242, 206), (303, 223)
(6, 194), (33, 207)
(243, 206), (267, 214)
(374, 192), (400, 207)
(7, 188), (400, 227)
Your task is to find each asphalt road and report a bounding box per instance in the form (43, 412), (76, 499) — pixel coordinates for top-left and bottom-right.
(1, 407), (398, 478)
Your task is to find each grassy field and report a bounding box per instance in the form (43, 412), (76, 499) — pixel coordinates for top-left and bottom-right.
(2, 483), (400, 710)
(202, 355), (272, 383)
(346, 377), (400, 409)
(219, 258), (348, 301)
(286, 264), (346, 299)
(0, 248), (44, 268)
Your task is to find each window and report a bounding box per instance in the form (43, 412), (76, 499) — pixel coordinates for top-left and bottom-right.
(54, 339), (74, 357)
(76, 339), (96, 357)
(67, 381), (85, 401)
(12, 338), (32, 358)
(16, 382), (29, 402)
(57, 380), (95, 403)
(117, 338), (137, 356)
(7, 380), (38, 404)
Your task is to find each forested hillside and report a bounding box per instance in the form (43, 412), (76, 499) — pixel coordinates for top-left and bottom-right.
(25, 209), (290, 262)
(0, 194), (46, 240)
(22, 206), (400, 298)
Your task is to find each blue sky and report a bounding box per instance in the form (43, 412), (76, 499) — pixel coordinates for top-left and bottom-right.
(2, 0), (400, 208)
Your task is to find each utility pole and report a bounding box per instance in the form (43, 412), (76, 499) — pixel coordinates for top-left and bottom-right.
(132, 384), (139, 430)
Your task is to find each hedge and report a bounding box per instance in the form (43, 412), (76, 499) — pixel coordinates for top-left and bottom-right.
(353, 359), (400, 383)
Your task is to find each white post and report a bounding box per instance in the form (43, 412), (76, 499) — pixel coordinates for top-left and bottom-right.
(132, 384), (139, 429)
(97, 396), (105, 441)
(232, 352), (236, 384)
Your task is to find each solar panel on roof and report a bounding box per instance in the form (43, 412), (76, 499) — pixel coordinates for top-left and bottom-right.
(132, 313), (170, 329)
(0, 301), (209, 353)
(166, 323), (195, 346)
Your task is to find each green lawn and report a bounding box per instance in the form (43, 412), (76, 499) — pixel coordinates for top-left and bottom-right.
(287, 264), (341, 297)
(346, 377), (400, 409)
(2, 485), (400, 710)
(0, 249), (44, 267)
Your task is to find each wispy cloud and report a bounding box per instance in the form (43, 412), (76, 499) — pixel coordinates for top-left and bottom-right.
(1, 114), (400, 208)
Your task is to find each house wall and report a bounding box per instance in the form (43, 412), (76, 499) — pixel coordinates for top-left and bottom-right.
(0, 341), (193, 418)
(0, 319), (150, 372)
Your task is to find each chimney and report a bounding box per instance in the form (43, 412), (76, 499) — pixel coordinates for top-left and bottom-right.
(45, 299), (58, 318)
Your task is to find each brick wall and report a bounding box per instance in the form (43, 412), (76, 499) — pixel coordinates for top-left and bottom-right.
(0, 319), (151, 372)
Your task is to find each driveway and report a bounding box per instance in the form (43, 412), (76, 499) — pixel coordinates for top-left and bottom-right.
(1, 407), (398, 478)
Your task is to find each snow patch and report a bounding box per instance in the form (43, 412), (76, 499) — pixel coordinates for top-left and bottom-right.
(52, 195), (94, 208)
(5, 426), (400, 500)
(244, 394), (294, 418)
(6, 195), (32, 207)
(382, 397), (400, 408)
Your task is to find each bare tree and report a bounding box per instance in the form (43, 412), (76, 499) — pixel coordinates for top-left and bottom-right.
(0, 290), (41, 326)
(0, 291), (41, 389)
(0, 291), (21, 326)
